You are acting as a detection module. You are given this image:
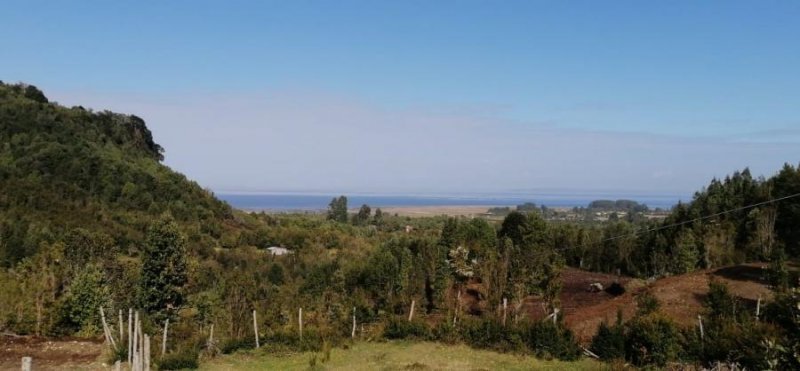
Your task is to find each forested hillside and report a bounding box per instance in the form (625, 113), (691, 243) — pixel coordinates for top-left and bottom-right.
(0, 82), (235, 266)
(560, 166), (800, 278)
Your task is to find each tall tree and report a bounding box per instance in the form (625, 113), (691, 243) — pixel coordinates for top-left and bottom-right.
(353, 204), (371, 225)
(772, 163), (800, 256)
(373, 208), (384, 226)
(138, 216), (188, 321)
(327, 196), (348, 223)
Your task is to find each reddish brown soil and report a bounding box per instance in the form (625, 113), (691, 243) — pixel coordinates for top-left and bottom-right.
(562, 263), (774, 343)
(0, 335), (105, 370)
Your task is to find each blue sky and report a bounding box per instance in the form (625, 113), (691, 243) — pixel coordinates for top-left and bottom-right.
(2, 1), (799, 196)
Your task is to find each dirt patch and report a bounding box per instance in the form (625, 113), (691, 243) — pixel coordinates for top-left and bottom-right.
(0, 335), (105, 370)
(564, 263), (775, 343)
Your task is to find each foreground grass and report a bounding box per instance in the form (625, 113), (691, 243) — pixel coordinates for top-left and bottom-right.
(201, 341), (601, 370)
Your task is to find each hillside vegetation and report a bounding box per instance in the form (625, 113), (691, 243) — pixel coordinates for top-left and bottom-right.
(0, 82), (235, 266)
(0, 82), (799, 370)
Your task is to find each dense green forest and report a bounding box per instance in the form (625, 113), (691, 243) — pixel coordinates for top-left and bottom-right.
(0, 82), (799, 369)
(0, 82), (239, 268)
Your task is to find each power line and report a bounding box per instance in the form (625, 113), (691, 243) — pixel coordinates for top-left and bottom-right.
(566, 191), (800, 252)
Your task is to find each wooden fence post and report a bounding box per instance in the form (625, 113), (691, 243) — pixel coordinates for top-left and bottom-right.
(119, 309), (124, 347)
(252, 310), (260, 349)
(299, 308), (304, 340)
(100, 307), (116, 350)
(351, 307), (356, 339)
(128, 309), (133, 364)
(162, 319), (169, 357)
(138, 316), (144, 370)
(133, 311), (139, 367)
(698, 315), (704, 340)
(408, 300), (416, 322)
(144, 334), (151, 371)
(756, 296), (762, 320)
(208, 324), (215, 350)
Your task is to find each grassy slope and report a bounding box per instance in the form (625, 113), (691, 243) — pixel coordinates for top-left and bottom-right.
(201, 341), (600, 371)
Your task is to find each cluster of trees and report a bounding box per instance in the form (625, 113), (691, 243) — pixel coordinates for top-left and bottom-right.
(585, 199), (649, 213)
(1, 82), (799, 369)
(326, 196), (384, 226)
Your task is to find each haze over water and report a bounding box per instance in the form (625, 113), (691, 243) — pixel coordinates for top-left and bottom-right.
(218, 192), (683, 211)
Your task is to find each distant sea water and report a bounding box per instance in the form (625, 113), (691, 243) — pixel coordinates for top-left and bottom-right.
(217, 192), (684, 212)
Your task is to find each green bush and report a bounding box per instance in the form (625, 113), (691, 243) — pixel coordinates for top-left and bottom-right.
(457, 318), (521, 352)
(265, 328), (325, 352)
(520, 320), (581, 360)
(432, 321), (459, 344)
(383, 317), (432, 340)
(625, 314), (681, 367)
(590, 321), (625, 361)
(158, 351), (199, 370)
(107, 345), (128, 364)
(219, 338), (254, 354)
(635, 291), (661, 316)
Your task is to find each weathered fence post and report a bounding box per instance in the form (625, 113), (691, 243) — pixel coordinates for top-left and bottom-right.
(21, 357), (32, 371)
(100, 307), (116, 350)
(252, 310), (260, 349)
(351, 307), (357, 339)
(698, 315), (705, 340)
(119, 309), (124, 347)
(138, 317), (144, 370)
(756, 296), (762, 320)
(162, 319), (169, 357)
(144, 334), (151, 371)
(128, 309), (133, 364)
(299, 308), (304, 340)
(408, 300), (416, 322)
(133, 311), (139, 367)
(208, 324), (215, 350)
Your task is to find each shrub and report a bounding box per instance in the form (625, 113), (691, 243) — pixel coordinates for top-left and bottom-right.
(265, 328), (325, 352)
(54, 264), (110, 336)
(432, 321), (459, 344)
(625, 314), (681, 367)
(457, 318), (518, 352)
(590, 321), (625, 361)
(158, 351), (199, 370)
(219, 338), (254, 354)
(107, 345), (128, 364)
(705, 281), (737, 319)
(635, 291), (660, 316)
(383, 317), (431, 340)
(520, 321), (581, 360)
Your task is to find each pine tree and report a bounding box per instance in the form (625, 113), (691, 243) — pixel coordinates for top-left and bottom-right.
(137, 216), (188, 321)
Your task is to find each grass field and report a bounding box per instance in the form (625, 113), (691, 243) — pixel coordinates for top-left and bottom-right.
(200, 341), (602, 370)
